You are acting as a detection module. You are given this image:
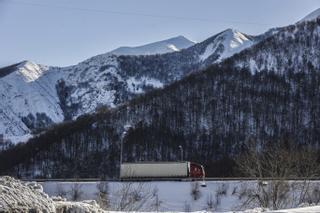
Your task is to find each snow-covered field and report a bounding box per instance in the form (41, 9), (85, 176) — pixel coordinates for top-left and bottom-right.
(41, 180), (320, 212)
(1, 177), (320, 213)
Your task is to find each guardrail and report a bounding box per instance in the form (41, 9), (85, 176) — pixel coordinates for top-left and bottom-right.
(21, 177), (320, 182)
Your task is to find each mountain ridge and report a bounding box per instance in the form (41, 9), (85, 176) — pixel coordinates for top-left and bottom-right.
(109, 35), (195, 56)
(298, 8), (320, 23)
(0, 29), (255, 143)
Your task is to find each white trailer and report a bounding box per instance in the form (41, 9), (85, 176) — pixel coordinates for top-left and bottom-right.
(120, 162), (189, 179)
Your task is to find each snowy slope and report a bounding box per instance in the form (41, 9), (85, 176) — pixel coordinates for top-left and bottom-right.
(0, 55), (166, 143)
(297, 8), (320, 23)
(0, 61), (65, 143)
(110, 35), (195, 55)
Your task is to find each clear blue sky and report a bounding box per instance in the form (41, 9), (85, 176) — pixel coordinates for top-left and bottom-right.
(0, 0), (319, 67)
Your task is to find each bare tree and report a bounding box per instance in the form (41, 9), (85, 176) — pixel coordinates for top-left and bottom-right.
(55, 184), (67, 198)
(151, 187), (162, 211)
(96, 181), (109, 209)
(69, 183), (83, 201)
(307, 186), (320, 204)
(190, 182), (201, 201)
(183, 201), (191, 212)
(206, 193), (216, 211)
(236, 139), (320, 210)
(114, 182), (155, 211)
(0, 136), (13, 151)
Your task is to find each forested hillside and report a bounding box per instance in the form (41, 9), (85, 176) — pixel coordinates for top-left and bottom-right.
(1, 18), (320, 178)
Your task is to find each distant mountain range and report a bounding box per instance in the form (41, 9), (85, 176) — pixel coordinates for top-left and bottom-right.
(0, 28), (255, 143)
(1, 6), (320, 144)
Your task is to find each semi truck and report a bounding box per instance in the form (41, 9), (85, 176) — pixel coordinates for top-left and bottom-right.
(120, 161), (205, 180)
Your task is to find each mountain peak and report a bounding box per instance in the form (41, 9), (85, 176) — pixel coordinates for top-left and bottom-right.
(224, 28), (238, 33)
(18, 60), (37, 68)
(298, 8), (320, 23)
(167, 35), (194, 43)
(109, 35), (195, 56)
(198, 28), (254, 62)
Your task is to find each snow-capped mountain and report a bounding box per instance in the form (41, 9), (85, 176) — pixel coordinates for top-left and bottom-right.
(192, 29), (254, 65)
(0, 29), (255, 143)
(298, 8), (320, 23)
(109, 35), (195, 55)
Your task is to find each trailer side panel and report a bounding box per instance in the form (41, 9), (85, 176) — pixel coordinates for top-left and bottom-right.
(120, 162), (189, 178)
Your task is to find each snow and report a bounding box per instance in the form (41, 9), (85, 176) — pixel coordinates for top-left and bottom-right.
(167, 44), (180, 52)
(17, 61), (46, 82)
(199, 29), (254, 62)
(110, 35), (195, 56)
(200, 42), (219, 61)
(41, 180), (320, 212)
(298, 8), (320, 23)
(54, 200), (106, 213)
(40, 180), (257, 211)
(0, 176), (106, 212)
(2, 176), (320, 213)
(127, 77), (164, 94)
(0, 176), (56, 212)
(270, 206), (320, 213)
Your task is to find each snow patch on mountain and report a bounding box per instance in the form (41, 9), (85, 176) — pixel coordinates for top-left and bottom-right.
(298, 8), (320, 23)
(127, 77), (164, 94)
(17, 61), (47, 82)
(110, 35), (195, 56)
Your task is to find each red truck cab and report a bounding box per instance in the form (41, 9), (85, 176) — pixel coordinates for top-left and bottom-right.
(189, 162), (205, 179)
